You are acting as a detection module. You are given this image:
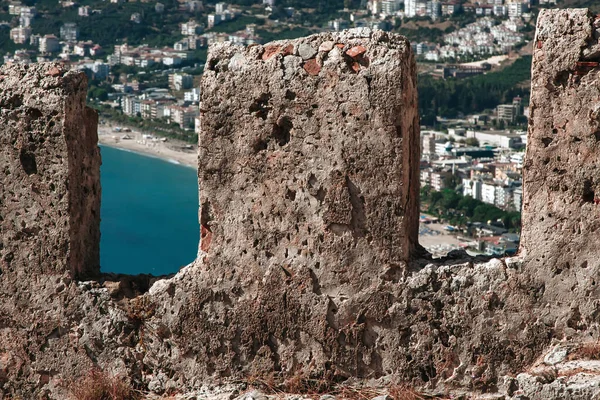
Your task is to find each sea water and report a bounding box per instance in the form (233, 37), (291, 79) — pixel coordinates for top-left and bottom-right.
(99, 145), (200, 276)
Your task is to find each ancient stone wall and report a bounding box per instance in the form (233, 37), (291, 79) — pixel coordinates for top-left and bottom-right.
(5, 17), (600, 399)
(521, 9), (600, 318)
(0, 63), (100, 279)
(198, 29), (419, 311)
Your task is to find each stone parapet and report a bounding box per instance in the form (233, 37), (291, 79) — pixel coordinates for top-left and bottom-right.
(0, 63), (100, 279)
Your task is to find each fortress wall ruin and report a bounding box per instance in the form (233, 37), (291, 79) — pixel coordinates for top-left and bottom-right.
(2, 11), (600, 398)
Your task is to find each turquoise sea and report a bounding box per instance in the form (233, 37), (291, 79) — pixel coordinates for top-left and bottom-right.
(99, 145), (200, 276)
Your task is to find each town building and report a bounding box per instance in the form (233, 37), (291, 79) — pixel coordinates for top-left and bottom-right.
(78, 5), (91, 16)
(181, 20), (203, 35)
(130, 13), (142, 23)
(215, 2), (227, 13)
(60, 23), (79, 41)
(10, 26), (31, 44)
(463, 178), (483, 200)
(169, 73), (194, 91)
(39, 35), (60, 53)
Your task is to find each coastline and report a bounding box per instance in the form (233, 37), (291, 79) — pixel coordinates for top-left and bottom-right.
(97, 124), (197, 169)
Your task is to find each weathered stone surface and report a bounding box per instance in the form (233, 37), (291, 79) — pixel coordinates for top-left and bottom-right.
(199, 29), (419, 281)
(0, 63), (101, 279)
(0, 63), (107, 397)
(7, 18), (600, 400)
(522, 9), (600, 311)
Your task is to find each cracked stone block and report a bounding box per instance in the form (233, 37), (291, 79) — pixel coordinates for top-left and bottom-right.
(199, 29), (419, 288)
(0, 63), (100, 279)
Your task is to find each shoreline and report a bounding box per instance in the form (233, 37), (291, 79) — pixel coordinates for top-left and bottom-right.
(97, 124), (197, 169)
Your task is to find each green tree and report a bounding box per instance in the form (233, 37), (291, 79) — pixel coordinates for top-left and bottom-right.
(465, 137), (479, 146)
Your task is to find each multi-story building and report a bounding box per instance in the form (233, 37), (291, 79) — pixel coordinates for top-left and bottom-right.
(405, 0), (417, 17)
(421, 133), (439, 159)
(482, 182), (497, 205)
(467, 130), (523, 149)
(10, 26), (31, 44)
(426, 0), (441, 20)
(78, 5), (91, 16)
(39, 35), (60, 53)
(507, 2), (528, 18)
(73, 41), (93, 56)
(215, 2), (227, 13)
(463, 178), (483, 200)
(207, 14), (222, 28)
(187, 0), (203, 12)
(513, 187), (522, 211)
(181, 20), (202, 35)
(381, 0), (400, 15)
(497, 104), (517, 123)
(169, 73), (194, 91)
(184, 88), (201, 103)
(494, 185), (513, 208)
(90, 61), (110, 80)
(328, 19), (350, 31)
(122, 96), (141, 116)
(167, 105), (199, 129)
(60, 23), (79, 41)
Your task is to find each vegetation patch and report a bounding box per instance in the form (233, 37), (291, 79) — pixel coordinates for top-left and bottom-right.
(69, 369), (139, 400)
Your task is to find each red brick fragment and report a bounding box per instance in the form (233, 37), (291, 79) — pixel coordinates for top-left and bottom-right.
(351, 62), (361, 73)
(201, 224), (213, 252)
(46, 67), (61, 77)
(303, 59), (321, 76)
(346, 45), (367, 58)
(282, 44), (294, 56)
(262, 45), (281, 61)
(335, 43), (345, 49)
(537, 40), (542, 49)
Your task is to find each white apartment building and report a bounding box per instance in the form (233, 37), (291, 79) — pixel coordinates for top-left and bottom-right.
(184, 88), (201, 103)
(10, 26), (31, 44)
(381, 0), (401, 15)
(467, 130), (522, 149)
(421, 133), (437, 157)
(78, 6), (91, 16)
(122, 96), (141, 116)
(463, 178), (483, 200)
(169, 73), (194, 90)
(215, 2), (227, 13)
(60, 23), (79, 41)
(482, 182), (497, 205)
(90, 61), (110, 79)
(207, 14), (222, 29)
(181, 20), (202, 35)
(405, 0), (417, 17)
(513, 187), (522, 211)
(508, 2), (528, 18)
(39, 35), (60, 53)
(495, 185), (512, 208)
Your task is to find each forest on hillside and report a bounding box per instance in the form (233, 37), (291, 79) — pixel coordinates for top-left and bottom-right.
(419, 56), (532, 124)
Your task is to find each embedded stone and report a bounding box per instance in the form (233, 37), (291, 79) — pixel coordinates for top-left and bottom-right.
(346, 45), (367, 58)
(303, 58), (321, 76)
(319, 41), (335, 52)
(261, 45), (280, 61)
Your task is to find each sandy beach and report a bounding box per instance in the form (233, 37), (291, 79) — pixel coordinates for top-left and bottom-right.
(97, 123), (197, 169)
(418, 215), (465, 257)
